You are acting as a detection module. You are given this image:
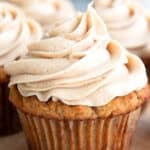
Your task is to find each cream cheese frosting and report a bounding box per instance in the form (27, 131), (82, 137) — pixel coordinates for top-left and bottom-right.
(9, 0), (75, 31)
(94, 0), (150, 58)
(0, 2), (42, 66)
(5, 7), (147, 107)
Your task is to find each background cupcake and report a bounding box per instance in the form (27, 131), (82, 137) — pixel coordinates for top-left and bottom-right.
(9, 0), (76, 32)
(5, 5), (150, 150)
(94, 0), (150, 75)
(0, 2), (42, 135)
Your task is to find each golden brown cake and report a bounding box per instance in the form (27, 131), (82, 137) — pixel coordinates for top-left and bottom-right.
(10, 85), (150, 120)
(6, 5), (149, 150)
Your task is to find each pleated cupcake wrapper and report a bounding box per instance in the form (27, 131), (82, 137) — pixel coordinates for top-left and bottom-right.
(0, 83), (21, 135)
(17, 107), (141, 150)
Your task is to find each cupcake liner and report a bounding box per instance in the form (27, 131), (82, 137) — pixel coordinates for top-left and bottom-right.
(17, 107), (141, 150)
(0, 83), (21, 135)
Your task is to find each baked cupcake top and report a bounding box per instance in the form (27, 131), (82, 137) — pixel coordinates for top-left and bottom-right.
(5, 6), (147, 107)
(0, 2), (42, 66)
(94, 0), (150, 57)
(9, 0), (75, 30)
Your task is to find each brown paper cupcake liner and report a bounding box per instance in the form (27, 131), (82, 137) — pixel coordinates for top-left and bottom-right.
(17, 107), (141, 150)
(0, 83), (21, 135)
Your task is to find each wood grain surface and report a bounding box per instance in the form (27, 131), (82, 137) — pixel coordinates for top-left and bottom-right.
(0, 103), (150, 150)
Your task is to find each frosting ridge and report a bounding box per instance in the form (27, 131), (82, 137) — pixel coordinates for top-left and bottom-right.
(5, 7), (147, 106)
(9, 0), (75, 30)
(0, 2), (42, 66)
(94, 0), (150, 57)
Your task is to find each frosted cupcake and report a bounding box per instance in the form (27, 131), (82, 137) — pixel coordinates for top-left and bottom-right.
(94, 0), (150, 76)
(0, 2), (42, 135)
(6, 6), (149, 149)
(9, 0), (75, 31)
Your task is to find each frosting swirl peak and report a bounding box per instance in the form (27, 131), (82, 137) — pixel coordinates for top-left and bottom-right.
(9, 0), (75, 30)
(0, 2), (42, 66)
(5, 7), (147, 107)
(94, 0), (150, 56)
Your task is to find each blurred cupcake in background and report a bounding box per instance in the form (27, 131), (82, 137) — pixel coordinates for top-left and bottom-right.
(0, 2), (42, 135)
(9, 0), (76, 32)
(94, 0), (150, 76)
(5, 5), (150, 150)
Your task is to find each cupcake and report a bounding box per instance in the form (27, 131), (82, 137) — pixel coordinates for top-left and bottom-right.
(94, 0), (150, 76)
(9, 0), (75, 31)
(5, 6), (149, 149)
(0, 2), (42, 135)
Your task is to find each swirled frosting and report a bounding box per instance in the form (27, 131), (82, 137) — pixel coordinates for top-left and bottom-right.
(5, 7), (147, 107)
(94, 0), (150, 57)
(9, 0), (75, 30)
(0, 2), (42, 66)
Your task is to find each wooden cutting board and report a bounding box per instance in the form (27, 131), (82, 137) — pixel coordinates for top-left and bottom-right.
(0, 104), (150, 150)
